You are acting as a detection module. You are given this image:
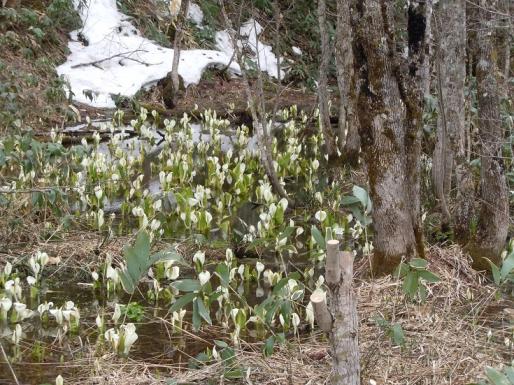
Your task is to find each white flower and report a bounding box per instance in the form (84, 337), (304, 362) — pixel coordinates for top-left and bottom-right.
(26, 276), (36, 286)
(166, 266), (180, 280)
(150, 219), (161, 231)
(256, 262), (265, 274)
(193, 251), (205, 267)
(4, 261), (12, 276)
(198, 271), (211, 286)
(94, 185), (103, 201)
(112, 304), (122, 323)
(0, 297), (12, 313)
(91, 271), (99, 281)
(312, 159), (320, 170)
(95, 315), (103, 329)
(55, 375), (64, 385)
(305, 302), (315, 329)
(315, 210), (327, 222)
(121, 323), (138, 355)
(292, 313), (300, 332)
(11, 323), (22, 345)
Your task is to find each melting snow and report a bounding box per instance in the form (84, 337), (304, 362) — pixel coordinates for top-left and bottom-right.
(57, 1), (286, 108)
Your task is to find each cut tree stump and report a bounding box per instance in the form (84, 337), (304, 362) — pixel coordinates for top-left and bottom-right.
(310, 239), (360, 385)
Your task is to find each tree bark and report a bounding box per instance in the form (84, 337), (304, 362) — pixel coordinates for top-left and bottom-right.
(311, 240), (359, 385)
(431, 0), (467, 228)
(467, 0), (509, 270)
(350, 0), (430, 274)
(335, 0), (360, 166)
(317, 0), (338, 158)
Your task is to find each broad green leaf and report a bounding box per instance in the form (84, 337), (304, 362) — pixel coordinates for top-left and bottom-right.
(214, 339), (228, 348)
(172, 279), (201, 292)
(264, 335), (275, 357)
(504, 366), (514, 383)
(170, 292), (197, 312)
(403, 271), (419, 297)
(500, 252), (514, 281)
(272, 277), (289, 294)
(352, 185), (372, 213)
(394, 262), (410, 279)
(311, 225), (326, 250)
(119, 269), (135, 294)
(341, 195), (361, 206)
(484, 258), (501, 285)
(192, 299), (201, 331)
(196, 297), (212, 325)
(485, 367), (511, 385)
(215, 263), (230, 287)
(278, 226), (295, 241)
(409, 258), (428, 269)
(150, 250), (185, 266)
(391, 323), (405, 346)
(224, 368), (244, 379)
(418, 270), (440, 283)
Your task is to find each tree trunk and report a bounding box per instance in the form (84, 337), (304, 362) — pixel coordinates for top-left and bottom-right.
(170, 0), (189, 103)
(467, 0), (509, 270)
(350, 0), (430, 274)
(317, 0), (338, 158)
(335, 0), (360, 166)
(431, 0), (467, 229)
(311, 240), (359, 385)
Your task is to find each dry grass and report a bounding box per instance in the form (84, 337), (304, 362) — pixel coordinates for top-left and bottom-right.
(12, 242), (504, 385)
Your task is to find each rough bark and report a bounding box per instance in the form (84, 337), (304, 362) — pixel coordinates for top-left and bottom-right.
(335, 0), (360, 166)
(311, 240), (359, 385)
(317, 0), (338, 158)
(350, 0), (430, 274)
(467, 0), (509, 270)
(431, 0), (467, 228)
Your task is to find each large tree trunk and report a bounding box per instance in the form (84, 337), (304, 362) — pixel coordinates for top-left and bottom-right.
(467, 0), (509, 270)
(350, 0), (430, 274)
(431, 0), (467, 230)
(317, 0), (338, 158)
(335, 0), (360, 166)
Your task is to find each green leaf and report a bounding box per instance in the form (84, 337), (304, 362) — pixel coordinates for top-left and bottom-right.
(263, 335), (275, 357)
(341, 195), (361, 206)
(150, 250), (185, 266)
(485, 367), (511, 385)
(409, 258), (428, 269)
(403, 271), (419, 297)
(352, 185), (372, 213)
(215, 263), (230, 287)
(418, 270), (440, 283)
(170, 292), (197, 312)
(504, 366), (514, 383)
(390, 323), (405, 346)
(272, 277), (289, 294)
(394, 262), (410, 278)
(192, 299), (201, 331)
(119, 269), (135, 294)
(500, 252), (514, 281)
(224, 368), (244, 379)
(172, 279), (201, 292)
(214, 339), (228, 348)
(196, 297), (212, 325)
(484, 258), (501, 285)
(311, 225), (326, 250)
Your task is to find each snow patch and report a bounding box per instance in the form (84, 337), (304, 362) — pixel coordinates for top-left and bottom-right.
(57, 0), (240, 108)
(187, 2), (204, 26)
(57, 1), (288, 108)
(216, 19), (285, 80)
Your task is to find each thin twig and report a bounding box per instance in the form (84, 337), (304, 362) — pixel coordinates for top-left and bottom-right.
(71, 49), (148, 68)
(0, 342), (20, 385)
